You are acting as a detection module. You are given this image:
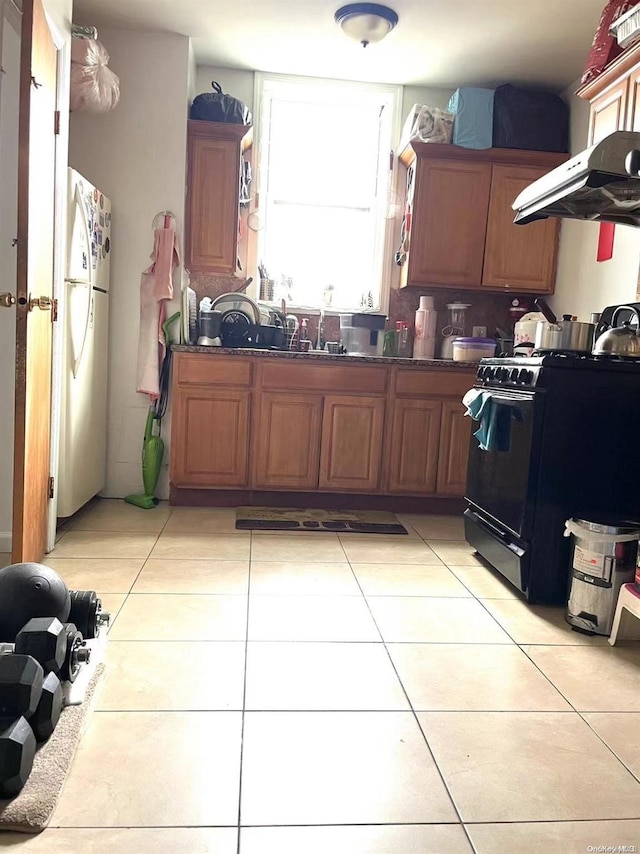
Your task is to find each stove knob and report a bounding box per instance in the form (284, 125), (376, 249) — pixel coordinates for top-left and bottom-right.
(498, 367), (508, 381)
(477, 367), (486, 380)
(509, 368), (519, 382)
(519, 368), (532, 385)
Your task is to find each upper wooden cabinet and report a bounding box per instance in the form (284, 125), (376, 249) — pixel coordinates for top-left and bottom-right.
(483, 165), (561, 292)
(407, 160), (492, 287)
(185, 120), (252, 274)
(578, 42), (640, 145)
(399, 143), (565, 294)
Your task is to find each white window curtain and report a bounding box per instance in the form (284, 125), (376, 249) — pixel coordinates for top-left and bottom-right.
(253, 73), (402, 313)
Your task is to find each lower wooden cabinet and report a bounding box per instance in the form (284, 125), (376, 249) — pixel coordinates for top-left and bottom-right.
(254, 392), (322, 490)
(319, 395), (385, 492)
(170, 352), (475, 499)
(436, 400), (472, 496)
(171, 388), (251, 488)
(387, 398), (442, 494)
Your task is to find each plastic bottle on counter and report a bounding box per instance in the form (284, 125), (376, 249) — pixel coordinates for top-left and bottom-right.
(299, 318), (310, 352)
(413, 295), (437, 360)
(396, 321), (412, 358)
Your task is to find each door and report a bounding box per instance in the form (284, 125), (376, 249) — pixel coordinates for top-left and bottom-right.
(588, 78), (628, 145)
(482, 164), (560, 293)
(387, 398), (441, 494)
(319, 395), (385, 491)
(171, 389), (251, 488)
(254, 392), (322, 490)
(186, 121), (246, 273)
(464, 390), (539, 537)
(405, 159), (491, 287)
(436, 400), (473, 497)
(9, 0), (57, 561)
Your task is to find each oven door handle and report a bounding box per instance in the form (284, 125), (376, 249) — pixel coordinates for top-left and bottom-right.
(467, 509), (511, 542)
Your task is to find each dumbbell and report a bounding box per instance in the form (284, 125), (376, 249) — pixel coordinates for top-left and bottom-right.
(0, 654), (41, 796)
(0, 617), (91, 684)
(68, 590), (110, 639)
(0, 653), (65, 794)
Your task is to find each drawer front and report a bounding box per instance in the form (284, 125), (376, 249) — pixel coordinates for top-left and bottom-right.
(175, 353), (253, 387)
(395, 369), (475, 398)
(260, 360), (388, 395)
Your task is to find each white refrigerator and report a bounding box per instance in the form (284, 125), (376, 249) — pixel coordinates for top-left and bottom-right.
(57, 169), (111, 518)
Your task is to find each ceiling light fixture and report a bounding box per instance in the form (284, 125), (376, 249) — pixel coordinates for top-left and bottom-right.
(334, 3), (399, 48)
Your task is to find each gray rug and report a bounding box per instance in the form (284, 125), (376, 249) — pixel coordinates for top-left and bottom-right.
(236, 507), (408, 534)
(0, 663), (105, 834)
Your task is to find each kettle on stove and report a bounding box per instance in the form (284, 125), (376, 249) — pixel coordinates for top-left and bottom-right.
(592, 306), (640, 358)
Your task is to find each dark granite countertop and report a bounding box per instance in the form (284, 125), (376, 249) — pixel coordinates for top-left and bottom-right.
(173, 345), (478, 370)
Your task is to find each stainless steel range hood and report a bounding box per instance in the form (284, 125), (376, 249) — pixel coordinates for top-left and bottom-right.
(513, 131), (640, 226)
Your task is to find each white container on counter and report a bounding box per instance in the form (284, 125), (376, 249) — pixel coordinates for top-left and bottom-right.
(413, 295), (437, 360)
(452, 337), (496, 361)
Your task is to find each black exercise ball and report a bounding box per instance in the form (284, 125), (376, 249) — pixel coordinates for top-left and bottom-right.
(0, 563), (71, 641)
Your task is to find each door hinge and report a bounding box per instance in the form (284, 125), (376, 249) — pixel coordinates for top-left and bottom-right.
(48, 476), (55, 499)
(51, 298), (58, 322)
(54, 110), (60, 135)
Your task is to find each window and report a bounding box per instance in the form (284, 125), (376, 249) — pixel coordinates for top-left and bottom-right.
(253, 74), (401, 312)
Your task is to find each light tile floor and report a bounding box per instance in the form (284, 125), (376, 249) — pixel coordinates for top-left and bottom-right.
(1, 501), (640, 853)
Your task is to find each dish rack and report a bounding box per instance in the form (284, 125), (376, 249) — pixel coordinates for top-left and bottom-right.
(610, 3), (640, 49)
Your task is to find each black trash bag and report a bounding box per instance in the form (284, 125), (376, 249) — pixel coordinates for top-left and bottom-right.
(190, 81), (252, 125)
(493, 84), (569, 153)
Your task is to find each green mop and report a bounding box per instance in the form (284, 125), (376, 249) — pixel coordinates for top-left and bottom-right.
(126, 312), (180, 510)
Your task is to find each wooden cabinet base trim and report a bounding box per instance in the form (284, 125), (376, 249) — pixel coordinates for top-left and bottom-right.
(170, 485), (465, 515)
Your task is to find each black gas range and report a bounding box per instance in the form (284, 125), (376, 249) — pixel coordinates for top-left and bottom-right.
(464, 353), (640, 604)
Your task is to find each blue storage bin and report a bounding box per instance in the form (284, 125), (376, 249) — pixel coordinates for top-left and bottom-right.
(447, 87), (494, 150)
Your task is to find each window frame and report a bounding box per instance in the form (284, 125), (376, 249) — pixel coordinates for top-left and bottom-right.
(252, 71), (403, 316)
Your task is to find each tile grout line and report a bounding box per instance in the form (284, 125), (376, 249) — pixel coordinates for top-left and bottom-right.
(235, 533), (254, 847)
(342, 548), (471, 838)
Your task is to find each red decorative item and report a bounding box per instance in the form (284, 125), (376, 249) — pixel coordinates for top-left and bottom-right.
(582, 0), (636, 85)
(597, 222), (616, 261)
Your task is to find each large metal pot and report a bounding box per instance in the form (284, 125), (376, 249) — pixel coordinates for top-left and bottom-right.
(533, 298), (595, 354)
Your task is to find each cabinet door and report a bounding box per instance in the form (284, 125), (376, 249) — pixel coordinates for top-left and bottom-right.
(319, 396), (385, 492)
(436, 401), (472, 497)
(186, 128), (241, 273)
(171, 389), (250, 487)
(405, 159), (492, 287)
(482, 164), (560, 293)
(588, 78), (628, 145)
(254, 392), (323, 490)
(387, 399), (441, 494)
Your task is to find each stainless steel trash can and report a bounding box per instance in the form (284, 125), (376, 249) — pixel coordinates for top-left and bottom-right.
(565, 519), (640, 635)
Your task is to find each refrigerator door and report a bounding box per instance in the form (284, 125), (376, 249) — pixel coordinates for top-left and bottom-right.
(57, 287), (108, 517)
(94, 190), (111, 293)
(58, 169), (111, 517)
(67, 169), (92, 283)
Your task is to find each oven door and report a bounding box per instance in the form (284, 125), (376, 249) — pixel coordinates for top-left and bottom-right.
(465, 388), (543, 540)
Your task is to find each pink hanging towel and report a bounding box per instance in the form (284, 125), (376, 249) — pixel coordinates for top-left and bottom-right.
(136, 224), (180, 399)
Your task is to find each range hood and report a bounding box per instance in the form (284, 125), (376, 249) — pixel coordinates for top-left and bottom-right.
(512, 131), (640, 226)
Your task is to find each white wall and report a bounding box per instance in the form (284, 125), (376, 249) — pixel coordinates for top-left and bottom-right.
(195, 66), (255, 114)
(69, 29), (190, 499)
(402, 84), (454, 119)
(552, 83), (640, 319)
